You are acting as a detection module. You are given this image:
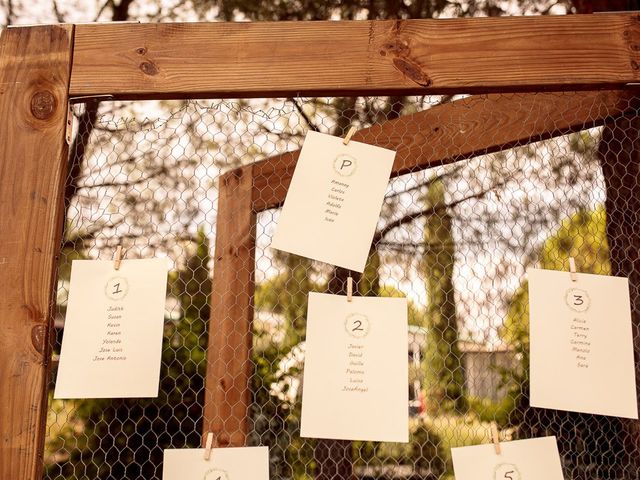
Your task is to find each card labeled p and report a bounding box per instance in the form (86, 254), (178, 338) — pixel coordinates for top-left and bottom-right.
(300, 292), (409, 442)
(452, 436), (564, 480)
(529, 268), (638, 419)
(271, 131), (395, 272)
(54, 258), (168, 399)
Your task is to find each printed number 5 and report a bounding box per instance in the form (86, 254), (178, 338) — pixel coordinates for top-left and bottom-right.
(504, 472), (515, 480)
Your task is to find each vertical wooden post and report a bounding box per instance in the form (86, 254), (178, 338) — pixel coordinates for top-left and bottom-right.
(0, 25), (74, 480)
(203, 165), (255, 447)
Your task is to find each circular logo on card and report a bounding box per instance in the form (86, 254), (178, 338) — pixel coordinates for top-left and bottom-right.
(202, 469), (229, 480)
(494, 463), (521, 480)
(345, 313), (370, 339)
(105, 276), (129, 301)
(333, 154), (357, 177)
(564, 288), (590, 313)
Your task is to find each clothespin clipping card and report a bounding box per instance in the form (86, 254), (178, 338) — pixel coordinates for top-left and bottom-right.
(114, 245), (123, 271)
(490, 422), (501, 455)
(343, 126), (357, 145)
(568, 257), (577, 282)
(347, 276), (353, 302)
(203, 432), (214, 461)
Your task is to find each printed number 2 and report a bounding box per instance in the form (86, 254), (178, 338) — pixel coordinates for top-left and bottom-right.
(504, 471), (515, 480)
(112, 283), (123, 295)
(572, 294), (584, 306)
(352, 320), (364, 332)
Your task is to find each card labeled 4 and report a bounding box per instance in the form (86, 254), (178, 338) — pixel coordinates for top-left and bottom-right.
(452, 436), (564, 480)
(271, 131), (395, 272)
(54, 259), (168, 399)
(528, 268), (638, 419)
(163, 446), (269, 480)
(300, 292), (409, 442)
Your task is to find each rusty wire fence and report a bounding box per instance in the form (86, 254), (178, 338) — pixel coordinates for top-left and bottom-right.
(45, 92), (640, 480)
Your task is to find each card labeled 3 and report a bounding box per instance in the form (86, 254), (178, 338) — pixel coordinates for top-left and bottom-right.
(300, 292), (409, 442)
(271, 131), (395, 272)
(529, 268), (638, 419)
(54, 259), (168, 399)
(452, 436), (564, 480)
(163, 446), (269, 480)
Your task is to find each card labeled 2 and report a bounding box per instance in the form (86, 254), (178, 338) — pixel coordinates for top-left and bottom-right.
(163, 446), (269, 480)
(300, 292), (408, 442)
(271, 131), (395, 272)
(452, 436), (564, 480)
(529, 268), (638, 418)
(54, 259), (168, 399)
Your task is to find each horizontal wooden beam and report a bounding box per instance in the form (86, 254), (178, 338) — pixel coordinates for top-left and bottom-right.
(70, 14), (640, 100)
(251, 90), (637, 211)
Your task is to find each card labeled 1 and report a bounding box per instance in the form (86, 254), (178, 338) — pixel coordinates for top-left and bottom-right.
(271, 131), (395, 272)
(452, 436), (564, 480)
(528, 268), (638, 418)
(54, 259), (168, 399)
(163, 446), (269, 480)
(300, 292), (408, 442)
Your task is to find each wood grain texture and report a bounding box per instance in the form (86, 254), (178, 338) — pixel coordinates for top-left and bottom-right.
(0, 25), (74, 480)
(203, 167), (256, 447)
(70, 14), (640, 100)
(252, 90), (637, 211)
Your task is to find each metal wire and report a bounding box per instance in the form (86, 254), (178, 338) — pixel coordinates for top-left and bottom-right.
(45, 93), (640, 479)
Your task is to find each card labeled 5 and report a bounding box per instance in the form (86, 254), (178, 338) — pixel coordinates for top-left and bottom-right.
(452, 436), (564, 480)
(300, 292), (409, 442)
(271, 131), (395, 272)
(163, 446), (269, 480)
(528, 268), (638, 419)
(54, 259), (168, 399)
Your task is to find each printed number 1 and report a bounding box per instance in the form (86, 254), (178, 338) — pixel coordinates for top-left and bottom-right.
(572, 294), (584, 306)
(504, 472), (515, 480)
(112, 283), (123, 295)
(352, 320), (364, 332)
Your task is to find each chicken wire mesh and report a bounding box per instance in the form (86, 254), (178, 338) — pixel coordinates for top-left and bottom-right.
(45, 91), (640, 480)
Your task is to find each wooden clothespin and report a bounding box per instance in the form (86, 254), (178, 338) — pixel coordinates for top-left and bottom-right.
(347, 276), (353, 302)
(203, 432), (214, 461)
(114, 245), (123, 271)
(490, 422), (502, 455)
(569, 256), (577, 282)
(343, 126), (357, 145)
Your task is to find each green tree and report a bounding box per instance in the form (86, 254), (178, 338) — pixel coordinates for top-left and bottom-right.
(421, 178), (466, 414)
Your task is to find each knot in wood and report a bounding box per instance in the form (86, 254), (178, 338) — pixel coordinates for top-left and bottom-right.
(31, 324), (47, 355)
(30, 91), (57, 120)
(140, 61), (159, 76)
(392, 58), (431, 87)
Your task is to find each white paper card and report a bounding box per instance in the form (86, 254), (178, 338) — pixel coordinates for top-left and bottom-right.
(529, 268), (638, 419)
(54, 259), (168, 399)
(300, 292), (408, 442)
(452, 436), (564, 480)
(163, 446), (269, 480)
(271, 131), (395, 272)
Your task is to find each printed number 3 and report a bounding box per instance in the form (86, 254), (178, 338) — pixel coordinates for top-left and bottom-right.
(573, 294), (584, 306)
(352, 320), (364, 332)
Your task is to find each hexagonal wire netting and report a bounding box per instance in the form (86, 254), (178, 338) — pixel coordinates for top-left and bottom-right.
(44, 92), (640, 480)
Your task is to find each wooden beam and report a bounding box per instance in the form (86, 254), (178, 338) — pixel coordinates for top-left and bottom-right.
(252, 90), (637, 211)
(203, 167), (256, 447)
(0, 25), (74, 480)
(70, 14), (640, 100)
